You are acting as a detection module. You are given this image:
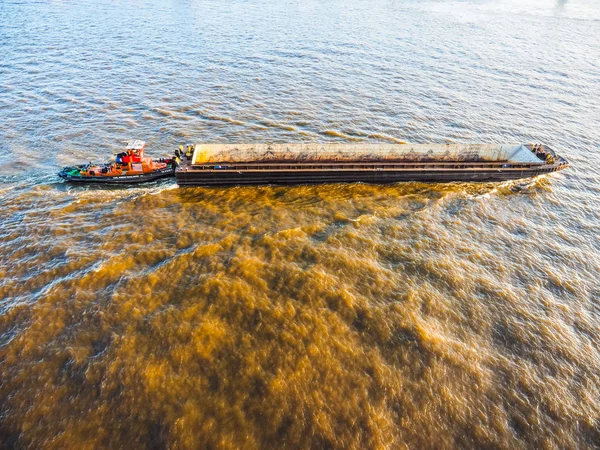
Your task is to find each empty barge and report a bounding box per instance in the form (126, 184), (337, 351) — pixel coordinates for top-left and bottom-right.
(175, 143), (569, 186)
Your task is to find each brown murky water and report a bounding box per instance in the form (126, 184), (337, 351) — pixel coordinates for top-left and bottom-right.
(2, 179), (599, 449)
(1, 0), (600, 448)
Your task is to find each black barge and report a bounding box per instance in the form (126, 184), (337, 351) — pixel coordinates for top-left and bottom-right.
(175, 143), (569, 186)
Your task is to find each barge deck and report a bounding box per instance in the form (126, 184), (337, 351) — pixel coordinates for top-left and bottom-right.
(175, 143), (569, 186)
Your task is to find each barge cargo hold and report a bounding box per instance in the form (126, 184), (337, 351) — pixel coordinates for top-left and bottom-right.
(175, 143), (569, 186)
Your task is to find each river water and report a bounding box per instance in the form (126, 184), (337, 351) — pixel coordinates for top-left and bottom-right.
(1, 0), (600, 448)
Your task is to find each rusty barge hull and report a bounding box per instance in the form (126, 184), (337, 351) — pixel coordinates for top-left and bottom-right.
(175, 143), (569, 186)
(176, 165), (564, 186)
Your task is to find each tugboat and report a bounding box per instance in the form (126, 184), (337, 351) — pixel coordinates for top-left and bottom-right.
(58, 140), (177, 184)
